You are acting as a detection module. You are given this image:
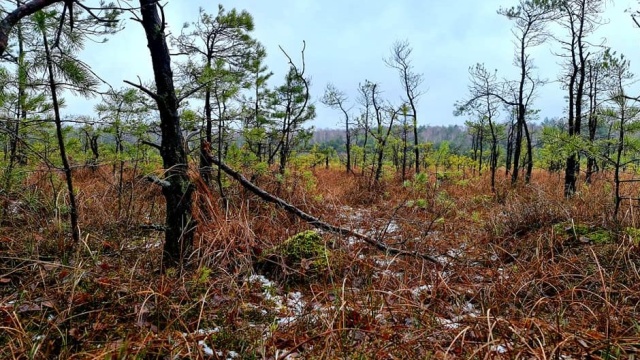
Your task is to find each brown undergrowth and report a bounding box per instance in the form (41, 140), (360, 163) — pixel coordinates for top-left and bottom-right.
(1, 164), (639, 359)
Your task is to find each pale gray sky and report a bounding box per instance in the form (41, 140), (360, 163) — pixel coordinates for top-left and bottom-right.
(74, 0), (640, 128)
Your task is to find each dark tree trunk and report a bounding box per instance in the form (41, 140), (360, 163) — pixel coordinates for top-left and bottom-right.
(344, 111), (352, 173)
(523, 120), (533, 183)
(511, 104), (524, 185)
(140, 0), (195, 269)
(564, 3), (587, 198)
(362, 124), (369, 176)
(613, 108), (625, 219)
(413, 115), (419, 174)
(478, 126), (484, 175)
(505, 115), (514, 177)
(215, 93), (228, 207)
(42, 26), (79, 246)
(490, 132), (498, 192)
(511, 29), (529, 187)
(585, 62), (599, 183)
(402, 124), (408, 181)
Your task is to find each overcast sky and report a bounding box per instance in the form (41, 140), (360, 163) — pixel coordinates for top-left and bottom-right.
(74, 0), (640, 129)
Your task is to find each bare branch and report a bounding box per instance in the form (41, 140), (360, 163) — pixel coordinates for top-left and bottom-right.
(141, 140), (161, 151)
(123, 77), (159, 101)
(145, 175), (170, 189)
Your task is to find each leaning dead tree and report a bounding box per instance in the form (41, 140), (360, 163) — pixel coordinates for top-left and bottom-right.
(204, 150), (442, 265)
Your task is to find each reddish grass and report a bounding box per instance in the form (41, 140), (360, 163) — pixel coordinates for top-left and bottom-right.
(1, 163), (639, 358)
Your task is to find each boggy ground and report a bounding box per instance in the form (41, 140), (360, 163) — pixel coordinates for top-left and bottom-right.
(1, 164), (639, 359)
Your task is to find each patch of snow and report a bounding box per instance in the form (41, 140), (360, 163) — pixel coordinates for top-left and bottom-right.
(246, 275), (310, 329)
(385, 220), (399, 233)
(411, 285), (433, 299)
(248, 274), (274, 288)
(490, 344), (508, 354)
(374, 258), (395, 267)
(198, 341), (213, 356)
(434, 255), (452, 266)
(437, 317), (460, 329)
(277, 316), (298, 326)
(347, 236), (361, 246)
(194, 328), (220, 335)
(374, 269), (403, 278)
(286, 292), (305, 315)
(447, 248), (464, 258)
(462, 302), (480, 317)
(8, 201), (23, 215)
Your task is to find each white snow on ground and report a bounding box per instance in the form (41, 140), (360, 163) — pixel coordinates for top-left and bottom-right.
(489, 344), (508, 354)
(182, 328), (221, 358)
(247, 274), (307, 326)
(411, 285), (433, 299)
(385, 220), (399, 233)
(374, 258), (396, 267)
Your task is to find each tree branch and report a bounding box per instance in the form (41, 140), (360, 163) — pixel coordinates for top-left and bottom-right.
(0, 0), (64, 56)
(141, 140), (161, 151)
(145, 175), (170, 189)
(209, 156), (443, 265)
(124, 77), (159, 101)
(177, 82), (209, 104)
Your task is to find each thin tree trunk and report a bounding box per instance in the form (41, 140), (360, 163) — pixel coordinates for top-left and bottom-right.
(42, 26), (79, 246)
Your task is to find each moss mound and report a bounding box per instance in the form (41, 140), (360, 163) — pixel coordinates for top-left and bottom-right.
(255, 230), (330, 282)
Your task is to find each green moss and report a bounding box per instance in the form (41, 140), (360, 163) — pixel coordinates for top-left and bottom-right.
(625, 227), (640, 246)
(196, 266), (212, 284)
(256, 230), (330, 282)
(553, 221), (614, 244)
(590, 230), (612, 244)
(276, 230), (328, 269)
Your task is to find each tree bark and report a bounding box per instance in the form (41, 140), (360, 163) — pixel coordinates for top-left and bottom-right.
(139, 0), (195, 269)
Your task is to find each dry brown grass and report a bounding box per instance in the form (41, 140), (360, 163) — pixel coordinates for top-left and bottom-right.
(1, 163), (639, 359)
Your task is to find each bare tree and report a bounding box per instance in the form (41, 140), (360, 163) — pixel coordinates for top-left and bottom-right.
(321, 83), (353, 173)
(584, 51), (608, 183)
(455, 64), (502, 192)
(356, 81), (374, 175)
(385, 40), (424, 174)
(363, 81), (398, 184)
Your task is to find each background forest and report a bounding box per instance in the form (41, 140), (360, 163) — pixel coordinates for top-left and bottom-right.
(2, 0), (640, 358)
